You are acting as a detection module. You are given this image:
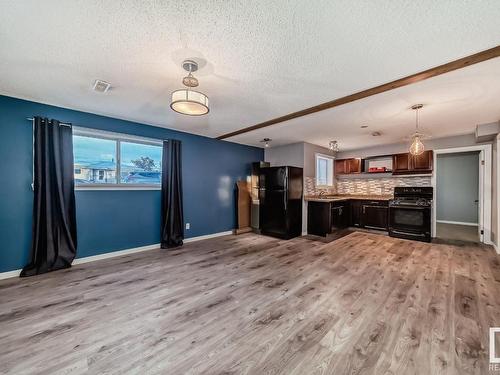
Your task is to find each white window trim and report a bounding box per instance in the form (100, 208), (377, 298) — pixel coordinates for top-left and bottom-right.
(315, 153), (334, 188)
(73, 127), (163, 190)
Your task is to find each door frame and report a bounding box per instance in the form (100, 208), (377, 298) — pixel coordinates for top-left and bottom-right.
(431, 144), (492, 244)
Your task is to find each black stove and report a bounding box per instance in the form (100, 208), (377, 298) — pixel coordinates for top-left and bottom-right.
(389, 187), (433, 242)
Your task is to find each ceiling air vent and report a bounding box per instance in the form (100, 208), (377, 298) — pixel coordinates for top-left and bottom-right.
(92, 79), (111, 93)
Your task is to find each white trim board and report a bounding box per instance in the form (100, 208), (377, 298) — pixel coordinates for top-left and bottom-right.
(493, 242), (500, 255)
(72, 243), (161, 265)
(436, 220), (479, 226)
(0, 230), (234, 280)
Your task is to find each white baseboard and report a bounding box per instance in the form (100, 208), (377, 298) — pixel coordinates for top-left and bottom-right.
(0, 230), (234, 280)
(436, 220), (479, 226)
(493, 242), (500, 255)
(73, 243), (161, 265)
(0, 269), (22, 280)
(184, 230), (233, 243)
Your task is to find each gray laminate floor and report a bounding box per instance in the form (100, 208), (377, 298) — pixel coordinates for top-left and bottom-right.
(436, 222), (480, 243)
(1, 232), (499, 374)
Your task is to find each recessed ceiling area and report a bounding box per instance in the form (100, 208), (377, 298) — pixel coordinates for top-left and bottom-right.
(0, 1), (499, 149)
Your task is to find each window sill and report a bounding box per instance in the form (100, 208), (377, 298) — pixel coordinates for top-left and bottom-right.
(75, 185), (161, 191)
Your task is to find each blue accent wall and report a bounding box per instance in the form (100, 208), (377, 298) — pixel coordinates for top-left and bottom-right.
(0, 95), (263, 272)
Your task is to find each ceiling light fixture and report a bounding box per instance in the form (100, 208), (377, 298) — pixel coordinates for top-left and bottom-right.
(260, 138), (272, 148)
(409, 104), (425, 156)
(371, 131), (382, 137)
(170, 60), (209, 116)
(360, 125), (368, 129)
(329, 140), (339, 153)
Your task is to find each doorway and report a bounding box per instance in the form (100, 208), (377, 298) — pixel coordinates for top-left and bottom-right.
(432, 145), (492, 244)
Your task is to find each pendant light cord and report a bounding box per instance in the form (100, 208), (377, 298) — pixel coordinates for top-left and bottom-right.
(415, 107), (419, 132)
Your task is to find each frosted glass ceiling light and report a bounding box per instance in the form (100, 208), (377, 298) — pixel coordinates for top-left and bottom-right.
(409, 104), (425, 156)
(170, 60), (209, 116)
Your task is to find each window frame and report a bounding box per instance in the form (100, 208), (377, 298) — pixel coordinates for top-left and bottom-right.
(315, 153), (334, 188)
(73, 127), (163, 191)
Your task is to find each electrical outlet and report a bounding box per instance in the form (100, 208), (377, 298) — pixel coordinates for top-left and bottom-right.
(185, 223), (190, 230)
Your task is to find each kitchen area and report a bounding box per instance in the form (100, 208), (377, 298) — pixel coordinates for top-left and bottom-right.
(305, 150), (434, 241)
(254, 136), (494, 245)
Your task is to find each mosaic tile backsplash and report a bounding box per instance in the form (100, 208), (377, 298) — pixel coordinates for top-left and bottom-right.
(305, 176), (432, 196)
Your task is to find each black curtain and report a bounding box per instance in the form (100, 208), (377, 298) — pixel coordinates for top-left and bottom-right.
(21, 117), (77, 277)
(161, 139), (184, 248)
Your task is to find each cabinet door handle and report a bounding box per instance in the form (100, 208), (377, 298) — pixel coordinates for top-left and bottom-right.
(362, 206), (366, 214)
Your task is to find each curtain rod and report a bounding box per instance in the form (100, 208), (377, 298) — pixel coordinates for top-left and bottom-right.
(26, 117), (72, 127)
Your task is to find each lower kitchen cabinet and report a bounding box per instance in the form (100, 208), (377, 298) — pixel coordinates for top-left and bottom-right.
(360, 201), (388, 230)
(307, 201), (332, 236)
(332, 200), (350, 229)
(308, 199), (388, 237)
(350, 200), (363, 227)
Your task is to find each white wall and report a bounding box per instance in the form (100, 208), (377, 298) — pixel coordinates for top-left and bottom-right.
(264, 142), (304, 168)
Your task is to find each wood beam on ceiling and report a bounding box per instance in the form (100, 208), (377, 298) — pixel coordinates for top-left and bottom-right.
(216, 45), (500, 140)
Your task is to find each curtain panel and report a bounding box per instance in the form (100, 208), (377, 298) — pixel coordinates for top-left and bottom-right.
(160, 139), (184, 248)
(21, 117), (77, 277)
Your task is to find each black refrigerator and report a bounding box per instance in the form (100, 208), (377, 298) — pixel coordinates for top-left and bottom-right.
(259, 166), (303, 239)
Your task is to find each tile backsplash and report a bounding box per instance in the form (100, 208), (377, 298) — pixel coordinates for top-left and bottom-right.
(304, 177), (336, 195)
(305, 176), (432, 196)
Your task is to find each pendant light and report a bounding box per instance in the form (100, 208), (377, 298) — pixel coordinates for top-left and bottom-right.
(409, 104), (425, 156)
(260, 138), (272, 147)
(329, 140), (339, 153)
(170, 60), (209, 116)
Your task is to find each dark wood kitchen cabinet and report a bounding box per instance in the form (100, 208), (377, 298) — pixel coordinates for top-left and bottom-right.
(392, 153), (411, 173)
(307, 201), (331, 236)
(360, 201), (388, 230)
(392, 151), (433, 175)
(307, 200), (349, 236)
(335, 158), (362, 175)
(334, 159), (347, 175)
(308, 199), (388, 236)
(412, 150), (433, 172)
(331, 200), (350, 229)
(350, 200), (363, 227)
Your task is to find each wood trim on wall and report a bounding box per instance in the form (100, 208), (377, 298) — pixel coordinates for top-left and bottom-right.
(217, 45), (500, 140)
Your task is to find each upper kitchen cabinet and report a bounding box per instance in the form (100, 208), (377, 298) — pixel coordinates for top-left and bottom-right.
(335, 158), (362, 175)
(334, 159), (347, 175)
(412, 150), (433, 172)
(392, 150), (433, 175)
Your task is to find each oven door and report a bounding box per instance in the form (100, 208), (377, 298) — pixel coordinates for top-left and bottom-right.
(389, 205), (431, 235)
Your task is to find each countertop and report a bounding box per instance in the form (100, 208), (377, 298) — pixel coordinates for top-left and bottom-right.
(304, 194), (393, 202)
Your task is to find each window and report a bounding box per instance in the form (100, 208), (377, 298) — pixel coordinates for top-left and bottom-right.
(316, 153), (334, 187)
(73, 128), (162, 188)
(120, 142), (162, 184)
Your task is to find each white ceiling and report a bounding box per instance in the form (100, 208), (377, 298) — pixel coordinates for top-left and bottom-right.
(0, 1), (499, 150)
